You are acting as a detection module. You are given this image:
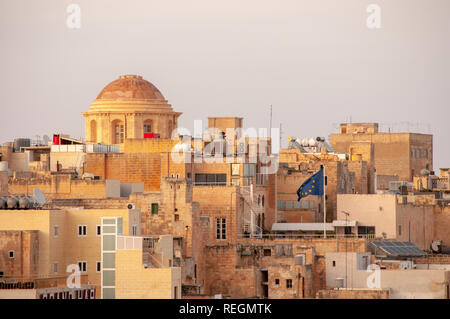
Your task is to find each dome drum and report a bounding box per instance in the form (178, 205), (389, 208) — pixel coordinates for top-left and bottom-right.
(82, 75), (181, 144)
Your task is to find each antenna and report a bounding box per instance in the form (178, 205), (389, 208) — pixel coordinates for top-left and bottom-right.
(279, 123), (283, 149)
(269, 105), (272, 140)
(33, 188), (46, 208)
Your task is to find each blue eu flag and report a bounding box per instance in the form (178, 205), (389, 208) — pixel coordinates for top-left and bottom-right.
(297, 167), (324, 201)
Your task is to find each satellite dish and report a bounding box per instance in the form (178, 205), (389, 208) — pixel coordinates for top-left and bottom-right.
(33, 188), (46, 206)
(431, 241), (441, 253)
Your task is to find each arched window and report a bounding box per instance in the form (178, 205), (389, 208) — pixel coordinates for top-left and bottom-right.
(112, 120), (124, 144)
(90, 120), (97, 143)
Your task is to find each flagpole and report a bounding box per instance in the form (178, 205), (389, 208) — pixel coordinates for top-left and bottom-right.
(323, 165), (327, 239)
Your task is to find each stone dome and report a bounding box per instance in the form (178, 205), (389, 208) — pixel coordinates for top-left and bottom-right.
(95, 75), (165, 101)
(83, 74), (181, 144)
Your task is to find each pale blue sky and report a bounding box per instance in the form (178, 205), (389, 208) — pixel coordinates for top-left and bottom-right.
(0, 0), (449, 170)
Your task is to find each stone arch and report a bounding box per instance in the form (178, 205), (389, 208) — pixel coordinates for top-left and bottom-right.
(111, 119), (125, 144)
(90, 119), (97, 143)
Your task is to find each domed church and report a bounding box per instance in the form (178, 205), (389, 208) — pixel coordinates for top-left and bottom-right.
(82, 75), (181, 144)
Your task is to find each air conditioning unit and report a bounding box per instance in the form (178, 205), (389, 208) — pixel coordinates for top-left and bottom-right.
(127, 203), (136, 210)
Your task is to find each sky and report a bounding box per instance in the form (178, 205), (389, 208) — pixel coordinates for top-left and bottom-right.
(0, 0), (449, 171)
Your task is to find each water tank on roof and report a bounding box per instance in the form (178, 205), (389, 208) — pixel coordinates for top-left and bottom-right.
(7, 197), (19, 209)
(19, 196), (35, 209)
(0, 197), (7, 209)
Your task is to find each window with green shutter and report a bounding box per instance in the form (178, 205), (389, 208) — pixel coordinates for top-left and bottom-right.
(151, 203), (159, 215)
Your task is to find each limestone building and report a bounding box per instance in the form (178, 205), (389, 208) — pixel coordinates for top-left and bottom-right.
(82, 75), (181, 144)
(330, 123), (433, 183)
(0, 208), (181, 299)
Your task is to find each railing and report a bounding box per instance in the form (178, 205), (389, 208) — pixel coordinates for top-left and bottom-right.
(0, 274), (89, 289)
(193, 181), (227, 186)
(237, 233), (377, 240)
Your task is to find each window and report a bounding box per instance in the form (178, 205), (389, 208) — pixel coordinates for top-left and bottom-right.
(231, 164), (240, 176)
(231, 178), (240, 186)
(144, 124), (152, 134)
(96, 261), (101, 272)
(294, 254), (305, 265)
(398, 225), (402, 236)
(216, 218), (226, 240)
(358, 226), (375, 237)
(275, 279), (280, 285)
(264, 249), (271, 257)
(78, 261), (87, 272)
(0, 271), (3, 278)
(54, 225), (59, 237)
(115, 123), (124, 144)
(151, 203), (159, 215)
(97, 225), (101, 236)
(132, 225), (138, 236)
(9, 251), (14, 258)
(423, 149), (428, 158)
(361, 256), (369, 270)
(53, 262), (58, 273)
(332, 261), (336, 267)
(344, 227), (352, 235)
(78, 225), (87, 236)
(174, 214), (179, 221)
(286, 279), (293, 289)
(194, 173), (227, 186)
(243, 164), (255, 177)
